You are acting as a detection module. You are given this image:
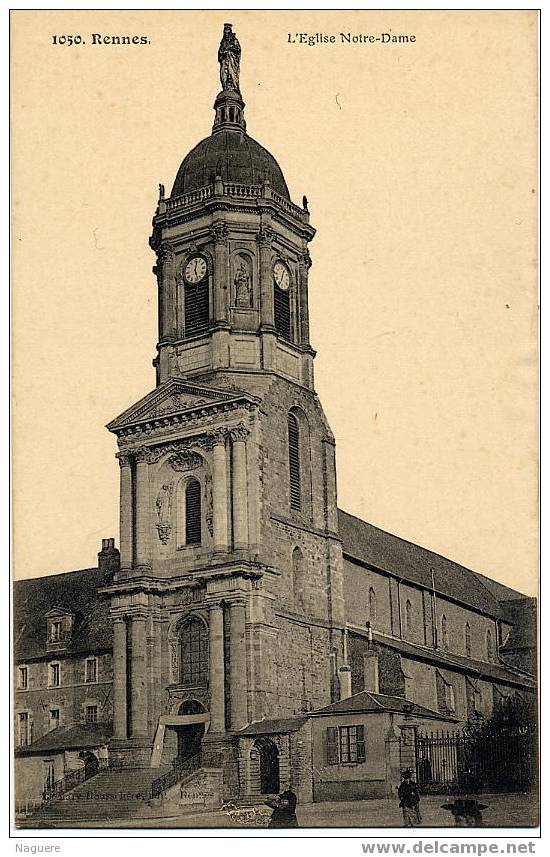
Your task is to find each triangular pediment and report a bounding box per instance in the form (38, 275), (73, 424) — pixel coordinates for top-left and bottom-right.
(107, 377), (257, 433)
(45, 606), (74, 619)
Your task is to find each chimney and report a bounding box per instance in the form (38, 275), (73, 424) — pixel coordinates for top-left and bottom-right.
(98, 538), (120, 576)
(363, 650), (380, 694)
(338, 665), (352, 700)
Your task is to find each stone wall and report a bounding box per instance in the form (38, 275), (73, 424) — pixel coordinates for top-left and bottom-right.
(14, 652), (113, 743)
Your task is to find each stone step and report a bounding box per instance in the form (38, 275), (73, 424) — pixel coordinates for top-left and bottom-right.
(31, 767), (173, 822)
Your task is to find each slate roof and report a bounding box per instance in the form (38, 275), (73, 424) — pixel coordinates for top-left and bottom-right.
(15, 723), (112, 755)
(338, 509), (519, 620)
(237, 717), (308, 736)
(309, 690), (456, 721)
(349, 627), (536, 690)
(14, 567), (112, 661)
(171, 130), (290, 200)
(471, 571), (532, 602)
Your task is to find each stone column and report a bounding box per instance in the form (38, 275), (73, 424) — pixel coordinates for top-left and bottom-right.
(230, 427), (249, 551)
(229, 600), (248, 731)
(158, 242), (176, 341)
(130, 614), (148, 738)
(134, 450), (151, 568)
(258, 225), (274, 329)
(117, 454), (133, 570)
(211, 431), (229, 554)
(208, 602), (226, 733)
(298, 251), (312, 347)
(112, 617), (127, 739)
(211, 221), (229, 325)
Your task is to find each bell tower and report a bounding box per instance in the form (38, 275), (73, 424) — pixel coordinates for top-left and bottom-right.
(150, 22), (316, 392)
(104, 25), (345, 786)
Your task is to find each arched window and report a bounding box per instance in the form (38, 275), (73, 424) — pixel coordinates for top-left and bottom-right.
(185, 479), (202, 545)
(274, 262), (291, 339)
(292, 547), (305, 609)
(406, 600), (413, 636)
(465, 623), (472, 658)
(179, 618), (208, 686)
(368, 587), (377, 625)
(288, 412), (301, 511)
(486, 629), (494, 662)
(441, 615), (449, 650)
(183, 258), (209, 336)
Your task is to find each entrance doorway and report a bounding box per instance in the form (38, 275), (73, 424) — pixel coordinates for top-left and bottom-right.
(256, 738), (280, 794)
(176, 700), (206, 761)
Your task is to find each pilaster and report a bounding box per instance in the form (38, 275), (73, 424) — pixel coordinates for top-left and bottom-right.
(117, 454), (133, 571)
(134, 450), (151, 569)
(208, 601), (226, 733)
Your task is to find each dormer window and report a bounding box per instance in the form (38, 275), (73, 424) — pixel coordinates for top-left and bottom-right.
(46, 608), (74, 651)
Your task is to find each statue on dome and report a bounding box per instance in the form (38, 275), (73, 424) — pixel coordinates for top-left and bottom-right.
(218, 23), (241, 94)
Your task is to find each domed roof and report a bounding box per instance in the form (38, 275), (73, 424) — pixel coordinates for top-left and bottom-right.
(171, 129), (290, 200)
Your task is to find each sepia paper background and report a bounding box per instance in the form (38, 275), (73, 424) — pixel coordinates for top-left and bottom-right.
(11, 10), (538, 595)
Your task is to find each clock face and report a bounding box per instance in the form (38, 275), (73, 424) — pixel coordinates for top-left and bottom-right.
(273, 261), (290, 291)
(184, 256), (207, 284)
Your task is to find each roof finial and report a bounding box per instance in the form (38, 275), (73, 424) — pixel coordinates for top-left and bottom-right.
(218, 23), (241, 95)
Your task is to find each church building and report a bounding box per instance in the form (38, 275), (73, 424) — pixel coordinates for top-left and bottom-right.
(14, 25), (536, 816)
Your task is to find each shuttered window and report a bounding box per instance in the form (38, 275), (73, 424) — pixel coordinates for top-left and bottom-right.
(184, 280), (209, 336)
(327, 725), (366, 765)
(274, 284), (291, 339)
(326, 726), (338, 765)
(288, 413), (301, 511)
(185, 480), (202, 545)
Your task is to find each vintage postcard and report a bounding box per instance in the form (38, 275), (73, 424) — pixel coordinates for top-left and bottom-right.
(11, 9), (539, 835)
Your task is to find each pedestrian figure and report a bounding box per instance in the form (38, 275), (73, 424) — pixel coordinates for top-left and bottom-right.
(398, 769), (422, 827)
(266, 788), (298, 828)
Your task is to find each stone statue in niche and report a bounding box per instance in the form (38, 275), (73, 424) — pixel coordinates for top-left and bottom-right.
(234, 260), (252, 307)
(155, 482), (173, 544)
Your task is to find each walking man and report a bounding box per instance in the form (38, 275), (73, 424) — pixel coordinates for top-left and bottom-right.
(398, 769), (422, 827)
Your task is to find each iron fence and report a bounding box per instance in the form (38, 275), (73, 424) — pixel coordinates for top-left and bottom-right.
(415, 726), (537, 794)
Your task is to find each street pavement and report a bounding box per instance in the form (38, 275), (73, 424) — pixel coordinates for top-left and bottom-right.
(20, 792), (538, 830)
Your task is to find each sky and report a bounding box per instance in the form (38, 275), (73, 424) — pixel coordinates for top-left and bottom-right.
(12, 10), (538, 595)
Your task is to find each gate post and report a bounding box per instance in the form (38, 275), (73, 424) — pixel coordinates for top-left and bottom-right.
(400, 725), (417, 776)
(384, 723), (402, 798)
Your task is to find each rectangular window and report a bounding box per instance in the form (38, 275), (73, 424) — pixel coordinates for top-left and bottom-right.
(18, 666), (28, 690)
(49, 709), (60, 731)
(19, 712), (30, 747)
(50, 620), (63, 642)
(442, 678), (455, 712)
(85, 705), (98, 723)
(85, 657), (98, 684)
(184, 280), (209, 336)
(326, 725), (366, 765)
(49, 663), (60, 687)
